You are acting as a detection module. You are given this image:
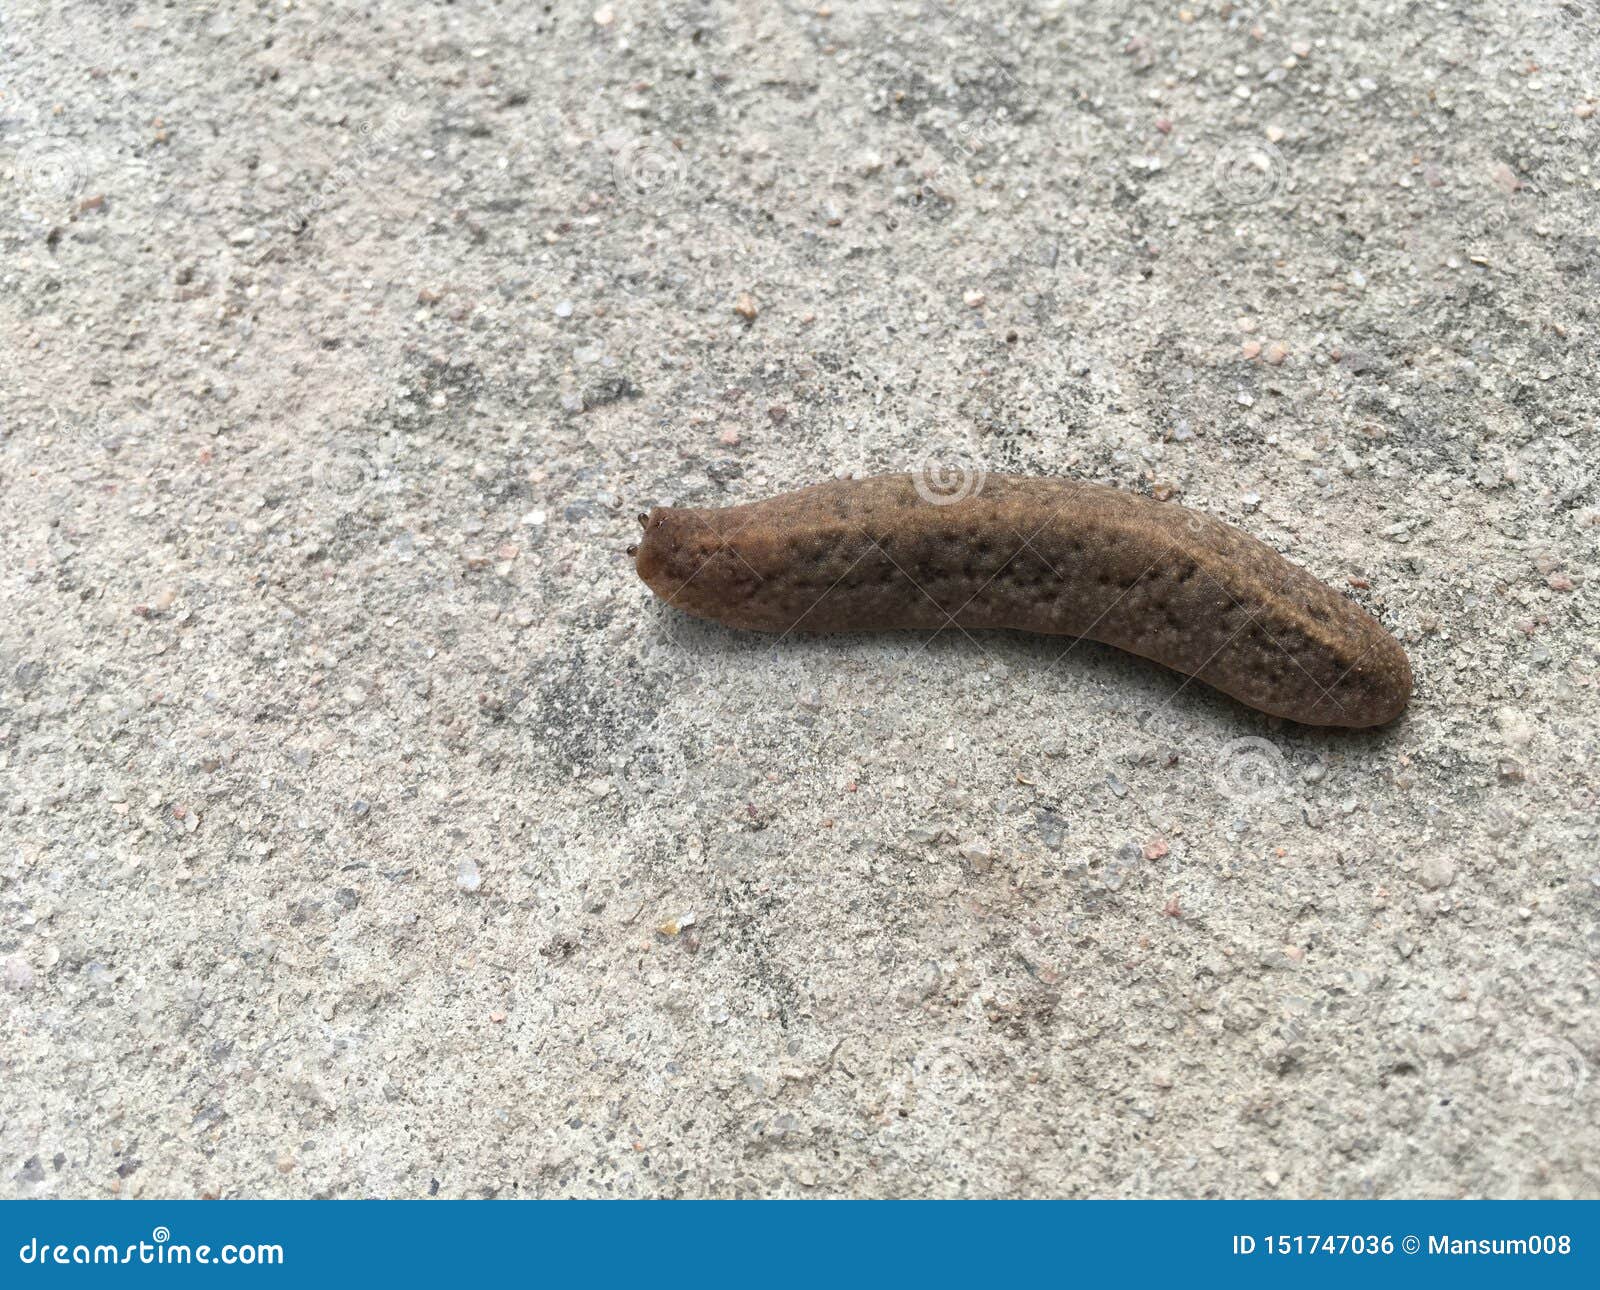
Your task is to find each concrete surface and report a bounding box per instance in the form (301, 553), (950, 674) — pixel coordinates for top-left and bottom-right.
(2, 0), (1597, 1199)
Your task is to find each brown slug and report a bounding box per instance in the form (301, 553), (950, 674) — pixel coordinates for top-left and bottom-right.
(630, 474), (1411, 728)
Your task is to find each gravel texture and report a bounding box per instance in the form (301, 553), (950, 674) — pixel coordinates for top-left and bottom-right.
(2, 0), (1597, 1199)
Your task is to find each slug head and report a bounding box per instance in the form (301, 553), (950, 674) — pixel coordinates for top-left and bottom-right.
(632, 506), (755, 624)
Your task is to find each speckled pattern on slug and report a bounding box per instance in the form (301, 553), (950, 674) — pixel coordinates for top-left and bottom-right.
(634, 474), (1412, 728)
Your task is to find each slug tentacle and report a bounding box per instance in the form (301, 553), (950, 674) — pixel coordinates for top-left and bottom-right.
(631, 474), (1412, 728)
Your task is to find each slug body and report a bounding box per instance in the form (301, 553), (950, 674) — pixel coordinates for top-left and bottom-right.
(633, 474), (1411, 728)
